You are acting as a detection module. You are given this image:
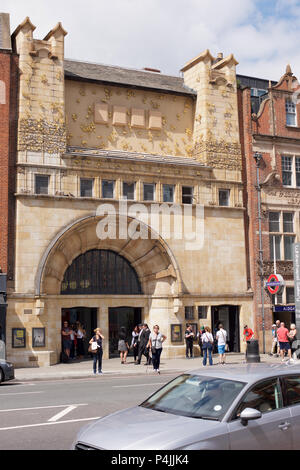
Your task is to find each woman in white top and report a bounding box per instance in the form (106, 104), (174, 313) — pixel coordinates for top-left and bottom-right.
(216, 323), (227, 365)
(201, 326), (214, 366)
(147, 325), (166, 374)
(76, 321), (86, 359)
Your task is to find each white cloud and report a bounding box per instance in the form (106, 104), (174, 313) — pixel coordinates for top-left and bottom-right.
(2, 0), (300, 81)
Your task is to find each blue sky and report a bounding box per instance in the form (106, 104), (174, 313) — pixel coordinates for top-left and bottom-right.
(3, 0), (300, 81)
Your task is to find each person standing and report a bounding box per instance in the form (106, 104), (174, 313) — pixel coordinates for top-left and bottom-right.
(61, 321), (72, 360)
(136, 324), (151, 365)
(270, 324), (277, 356)
(118, 326), (129, 364)
(185, 324), (195, 359)
(69, 324), (77, 359)
(277, 322), (292, 362)
(201, 327), (214, 366)
(147, 325), (166, 374)
(197, 326), (204, 357)
(131, 325), (140, 362)
(216, 323), (227, 365)
(275, 319), (281, 356)
(243, 325), (254, 343)
(89, 328), (104, 375)
(76, 321), (86, 360)
(288, 323), (297, 358)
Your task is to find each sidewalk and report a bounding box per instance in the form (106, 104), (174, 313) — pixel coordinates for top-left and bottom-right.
(13, 353), (284, 382)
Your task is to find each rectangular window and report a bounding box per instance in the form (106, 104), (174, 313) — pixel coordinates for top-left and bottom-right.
(272, 291), (283, 305)
(284, 377), (300, 406)
(296, 157), (300, 187)
(185, 306), (194, 320)
(163, 184), (175, 203)
(286, 287), (295, 304)
(123, 182), (135, 200)
(143, 183), (155, 201)
(286, 100), (296, 126)
(219, 189), (230, 207)
(270, 235), (281, 261)
(35, 175), (49, 195)
(284, 235), (295, 260)
(102, 180), (115, 199)
(269, 212), (280, 232)
(80, 178), (93, 197)
(282, 156), (293, 186)
(283, 213), (294, 233)
(182, 186), (193, 204)
(198, 306), (208, 320)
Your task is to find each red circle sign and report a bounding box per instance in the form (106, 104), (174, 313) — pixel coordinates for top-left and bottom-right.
(266, 274), (284, 295)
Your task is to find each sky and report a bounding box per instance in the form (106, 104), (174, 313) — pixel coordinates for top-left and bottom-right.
(3, 0), (300, 81)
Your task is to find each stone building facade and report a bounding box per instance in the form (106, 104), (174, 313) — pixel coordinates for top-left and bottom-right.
(238, 66), (300, 352)
(6, 16), (253, 367)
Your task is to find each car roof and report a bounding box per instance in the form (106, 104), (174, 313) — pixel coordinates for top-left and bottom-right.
(184, 363), (300, 384)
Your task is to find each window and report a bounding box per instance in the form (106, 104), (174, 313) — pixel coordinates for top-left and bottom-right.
(233, 379), (283, 420)
(219, 189), (230, 207)
(284, 376), (300, 406)
(185, 306), (194, 320)
(251, 88), (268, 97)
(269, 212), (280, 233)
(286, 287), (295, 304)
(284, 236), (295, 260)
(296, 157), (300, 187)
(143, 183), (155, 201)
(35, 175), (49, 195)
(282, 156), (293, 186)
(102, 180), (115, 199)
(272, 291), (283, 305)
(270, 235), (281, 261)
(198, 306), (208, 320)
(269, 212), (295, 261)
(283, 213), (294, 233)
(163, 184), (175, 203)
(123, 182), (135, 200)
(182, 186), (193, 204)
(80, 178), (93, 197)
(286, 100), (296, 126)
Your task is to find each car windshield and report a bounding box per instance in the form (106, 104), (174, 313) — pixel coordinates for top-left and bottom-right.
(140, 374), (246, 420)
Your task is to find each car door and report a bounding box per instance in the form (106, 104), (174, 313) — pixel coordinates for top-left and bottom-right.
(226, 377), (293, 450)
(282, 375), (300, 450)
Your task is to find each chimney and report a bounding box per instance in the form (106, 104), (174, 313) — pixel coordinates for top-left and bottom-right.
(0, 13), (12, 51)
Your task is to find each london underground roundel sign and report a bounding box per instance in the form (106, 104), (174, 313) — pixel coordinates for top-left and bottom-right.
(266, 274), (285, 295)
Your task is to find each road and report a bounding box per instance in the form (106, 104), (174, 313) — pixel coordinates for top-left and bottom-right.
(0, 372), (178, 450)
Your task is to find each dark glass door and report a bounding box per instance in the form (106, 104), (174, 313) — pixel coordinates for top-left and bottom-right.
(211, 305), (240, 353)
(61, 307), (97, 358)
(109, 307), (142, 358)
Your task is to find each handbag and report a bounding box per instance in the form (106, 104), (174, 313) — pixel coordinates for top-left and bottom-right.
(151, 335), (159, 354)
(88, 341), (98, 354)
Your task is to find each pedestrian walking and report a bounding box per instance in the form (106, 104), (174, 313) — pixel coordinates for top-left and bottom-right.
(185, 324), (195, 359)
(118, 326), (129, 364)
(201, 326), (214, 366)
(277, 322), (292, 362)
(147, 325), (166, 374)
(270, 324), (277, 356)
(76, 321), (86, 359)
(136, 323), (151, 365)
(288, 323), (297, 358)
(197, 326), (204, 357)
(61, 321), (72, 360)
(216, 323), (227, 365)
(89, 328), (104, 375)
(131, 325), (140, 362)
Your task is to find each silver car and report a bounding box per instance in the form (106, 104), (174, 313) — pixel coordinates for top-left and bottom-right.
(73, 364), (300, 450)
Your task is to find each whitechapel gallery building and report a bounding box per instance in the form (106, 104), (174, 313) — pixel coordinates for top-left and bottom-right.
(7, 17), (253, 366)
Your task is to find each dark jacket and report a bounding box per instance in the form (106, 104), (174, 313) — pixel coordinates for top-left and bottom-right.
(139, 328), (150, 347)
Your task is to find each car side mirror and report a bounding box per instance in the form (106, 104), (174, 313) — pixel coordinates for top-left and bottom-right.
(240, 408), (262, 426)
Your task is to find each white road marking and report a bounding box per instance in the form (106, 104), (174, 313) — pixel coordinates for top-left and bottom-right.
(48, 405), (78, 422)
(0, 391), (43, 396)
(0, 404), (87, 413)
(113, 382), (165, 388)
(0, 416), (101, 431)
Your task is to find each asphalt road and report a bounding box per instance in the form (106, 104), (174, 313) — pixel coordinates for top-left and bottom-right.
(0, 372), (178, 450)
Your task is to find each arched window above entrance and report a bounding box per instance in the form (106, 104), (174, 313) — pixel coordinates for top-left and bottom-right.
(61, 249), (142, 295)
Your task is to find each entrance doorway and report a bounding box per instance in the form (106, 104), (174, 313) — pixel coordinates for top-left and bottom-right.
(109, 307), (142, 358)
(61, 307), (97, 358)
(211, 305), (240, 353)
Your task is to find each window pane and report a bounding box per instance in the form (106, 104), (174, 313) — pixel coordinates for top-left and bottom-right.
(282, 156), (292, 186)
(296, 157), (300, 187)
(198, 306), (208, 319)
(285, 377), (300, 406)
(284, 235), (295, 260)
(283, 213), (294, 233)
(80, 179), (93, 197)
(182, 186), (193, 204)
(102, 180), (114, 198)
(219, 189), (230, 207)
(185, 306), (194, 320)
(286, 100), (296, 126)
(35, 175), (49, 195)
(123, 182), (135, 200)
(234, 379), (283, 419)
(269, 212), (280, 232)
(163, 184), (174, 203)
(286, 287), (295, 304)
(270, 235), (281, 261)
(143, 183), (155, 201)
(272, 291), (283, 304)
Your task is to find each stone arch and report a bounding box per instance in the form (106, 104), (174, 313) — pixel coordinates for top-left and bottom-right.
(36, 214), (183, 297)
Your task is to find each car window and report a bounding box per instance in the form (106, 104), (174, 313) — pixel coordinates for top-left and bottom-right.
(233, 379), (283, 419)
(140, 374), (246, 421)
(284, 376), (300, 406)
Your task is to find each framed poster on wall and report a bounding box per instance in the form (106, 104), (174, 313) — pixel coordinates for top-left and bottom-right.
(171, 324), (182, 343)
(12, 328), (26, 348)
(32, 328), (46, 348)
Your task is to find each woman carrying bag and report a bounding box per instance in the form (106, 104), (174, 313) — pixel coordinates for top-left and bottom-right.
(201, 326), (214, 366)
(147, 325), (166, 374)
(89, 328), (104, 375)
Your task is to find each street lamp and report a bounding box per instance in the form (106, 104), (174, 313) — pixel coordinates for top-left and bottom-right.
(253, 152), (265, 354)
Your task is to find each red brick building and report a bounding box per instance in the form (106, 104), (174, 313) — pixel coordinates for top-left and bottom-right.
(0, 13), (18, 342)
(238, 67), (300, 353)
